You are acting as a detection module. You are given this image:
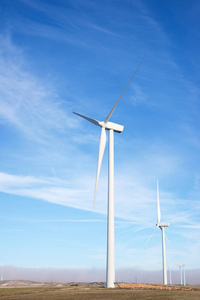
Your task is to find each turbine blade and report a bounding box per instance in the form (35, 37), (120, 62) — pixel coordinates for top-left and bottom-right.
(143, 226), (158, 249)
(73, 112), (100, 126)
(104, 56), (145, 123)
(93, 127), (106, 209)
(157, 180), (161, 224)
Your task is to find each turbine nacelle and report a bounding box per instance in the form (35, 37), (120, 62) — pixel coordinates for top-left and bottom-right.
(73, 113), (123, 133)
(157, 222), (170, 228)
(99, 121), (124, 133)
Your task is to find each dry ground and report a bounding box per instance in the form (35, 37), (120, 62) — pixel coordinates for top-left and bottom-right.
(0, 281), (200, 300)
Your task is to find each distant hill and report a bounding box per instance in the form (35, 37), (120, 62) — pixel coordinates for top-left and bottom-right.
(0, 281), (199, 291)
(0, 280), (68, 288)
(0, 280), (105, 288)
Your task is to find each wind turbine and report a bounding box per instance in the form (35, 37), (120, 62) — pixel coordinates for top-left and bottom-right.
(74, 58), (144, 288)
(144, 181), (170, 285)
(182, 261), (186, 286)
(178, 263), (183, 285)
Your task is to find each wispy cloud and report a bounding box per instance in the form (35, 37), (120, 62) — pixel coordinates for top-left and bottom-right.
(13, 19), (88, 47)
(0, 34), (77, 143)
(13, 0), (120, 49)
(0, 168), (197, 233)
(0, 171), (92, 210)
(0, 0), (199, 274)
(128, 84), (148, 105)
(177, 225), (200, 229)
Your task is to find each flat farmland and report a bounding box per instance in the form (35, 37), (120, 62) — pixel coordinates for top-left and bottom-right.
(0, 282), (200, 300)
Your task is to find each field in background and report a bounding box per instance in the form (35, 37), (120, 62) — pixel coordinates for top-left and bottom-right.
(0, 281), (200, 300)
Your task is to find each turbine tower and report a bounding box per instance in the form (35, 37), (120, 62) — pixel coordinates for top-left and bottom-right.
(168, 265), (172, 285)
(178, 263), (183, 285)
(182, 261), (186, 286)
(144, 181), (170, 285)
(74, 58), (144, 288)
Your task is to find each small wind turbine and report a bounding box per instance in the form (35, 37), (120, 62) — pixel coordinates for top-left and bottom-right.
(178, 263), (183, 285)
(144, 181), (170, 285)
(74, 58), (144, 288)
(182, 261), (186, 286)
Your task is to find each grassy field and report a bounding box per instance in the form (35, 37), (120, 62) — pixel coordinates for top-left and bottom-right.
(0, 286), (200, 300)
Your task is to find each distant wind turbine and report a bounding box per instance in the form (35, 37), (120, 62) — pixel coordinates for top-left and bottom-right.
(182, 261), (186, 286)
(144, 181), (170, 285)
(74, 58), (144, 288)
(178, 263), (183, 285)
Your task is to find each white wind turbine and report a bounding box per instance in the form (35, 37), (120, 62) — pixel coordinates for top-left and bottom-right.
(144, 181), (170, 285)
(178, 263), (183, 285)
(74, 58), (144, 288)
(182, 261), (186, 286)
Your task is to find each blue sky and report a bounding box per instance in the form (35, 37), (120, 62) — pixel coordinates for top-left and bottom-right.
(0, 0), (200, 282)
